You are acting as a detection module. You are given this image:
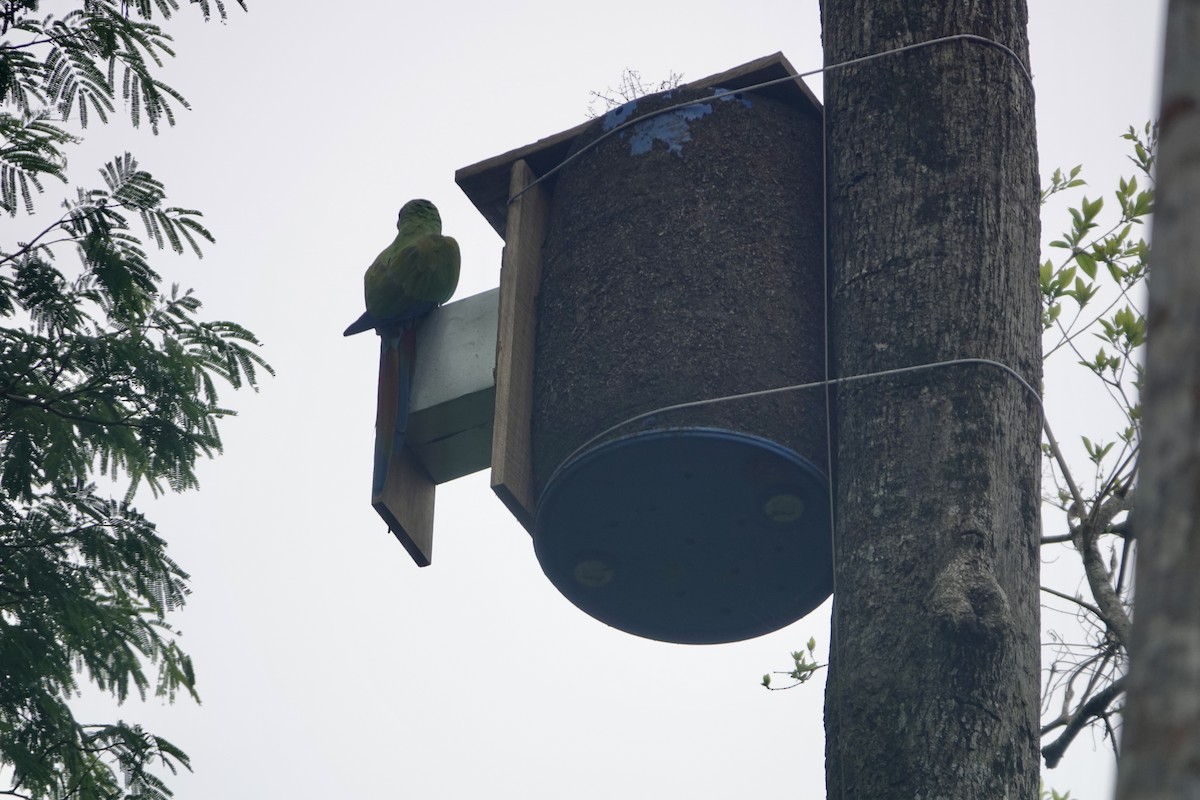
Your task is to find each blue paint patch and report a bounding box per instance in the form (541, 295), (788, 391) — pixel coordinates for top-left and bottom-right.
(603, 100), (638, 131)
(677, 103), (712, 121)
(627, 102), (713, 156)
(711, 86), (753, 108)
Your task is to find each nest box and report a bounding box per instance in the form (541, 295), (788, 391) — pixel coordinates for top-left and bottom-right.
(454, 52), (830, 644)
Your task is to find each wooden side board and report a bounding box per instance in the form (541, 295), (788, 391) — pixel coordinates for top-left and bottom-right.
(371, 333), (435, 566)
(490, 159), (548, 533)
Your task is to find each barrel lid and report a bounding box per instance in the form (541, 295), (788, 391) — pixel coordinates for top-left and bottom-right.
(534, 427), (832, 644)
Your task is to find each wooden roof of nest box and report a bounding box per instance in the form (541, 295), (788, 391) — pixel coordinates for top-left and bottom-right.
(455, 52), (821, 236)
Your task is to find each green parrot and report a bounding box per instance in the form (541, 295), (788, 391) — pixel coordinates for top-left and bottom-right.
(344, 199), (460, 497)
(343, 198), (461, 336)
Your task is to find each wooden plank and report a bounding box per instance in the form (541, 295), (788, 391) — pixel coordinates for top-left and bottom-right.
(373, 445), (436, 567)
(370, 333), (435, 567)
(490, 159), (548, 533)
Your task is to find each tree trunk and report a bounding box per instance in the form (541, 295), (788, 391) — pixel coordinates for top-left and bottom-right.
(820, 3), (1042, 798)
(1114, 3), (1200, 798)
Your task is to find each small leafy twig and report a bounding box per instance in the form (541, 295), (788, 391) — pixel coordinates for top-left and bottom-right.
(761, 637), (825, 690)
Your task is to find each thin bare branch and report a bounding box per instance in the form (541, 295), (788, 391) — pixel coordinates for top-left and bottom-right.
(1041, 584), (1105, 619)
(1043, 675), (1127, 768)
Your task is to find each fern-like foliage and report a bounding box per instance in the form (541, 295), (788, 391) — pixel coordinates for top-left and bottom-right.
(0, 111), (73, 214)
(0, 491), (194, 798)
(1, 2), (259, 797)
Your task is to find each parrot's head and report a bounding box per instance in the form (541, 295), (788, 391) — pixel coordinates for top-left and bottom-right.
(396, 198), (442, 233)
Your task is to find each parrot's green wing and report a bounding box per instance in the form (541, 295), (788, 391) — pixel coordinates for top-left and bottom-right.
(365, 233), (461, 320)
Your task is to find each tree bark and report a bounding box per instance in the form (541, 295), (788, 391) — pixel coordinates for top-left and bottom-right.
(820, 3), (1042, 798)
(1115, 3), (1200, 798)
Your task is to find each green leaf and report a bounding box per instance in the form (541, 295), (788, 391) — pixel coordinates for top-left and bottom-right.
(1053, 265), (1076, 292)
(1066, 276), (1096, 307)
(1074, 251), (1097, 279)
(1133, 190), (1154, 217)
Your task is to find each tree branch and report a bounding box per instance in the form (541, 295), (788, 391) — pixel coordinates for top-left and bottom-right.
(1042, 675), (1126, 768)
(1042, 486), (1134, 545)
(0, 209), (78, 268)
(1041, 584), (1105, 619)
(1109, 518), (1134, 539)
(1043, 419), (1090, 516)
(1073, 490), (1134, 646)
(3, 391), (150, 431)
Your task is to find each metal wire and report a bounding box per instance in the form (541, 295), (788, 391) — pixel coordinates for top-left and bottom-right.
(549, 356), (1050, 479)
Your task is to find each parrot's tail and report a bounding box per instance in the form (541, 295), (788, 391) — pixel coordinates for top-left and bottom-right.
(344, 310), (378, 336)
(345, 300), (438, 337)
(371, 326), (417, 498)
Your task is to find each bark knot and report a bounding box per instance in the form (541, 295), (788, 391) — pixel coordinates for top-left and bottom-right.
(926, 528), (1012, 643)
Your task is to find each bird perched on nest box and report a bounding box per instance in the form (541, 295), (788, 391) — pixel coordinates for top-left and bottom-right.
(344, 199), (460, 495)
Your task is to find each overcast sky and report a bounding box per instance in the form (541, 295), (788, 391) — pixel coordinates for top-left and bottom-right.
(50, 1), (1169, 797)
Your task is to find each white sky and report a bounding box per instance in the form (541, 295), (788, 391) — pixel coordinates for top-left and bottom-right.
(41, 1), (1168, 797)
